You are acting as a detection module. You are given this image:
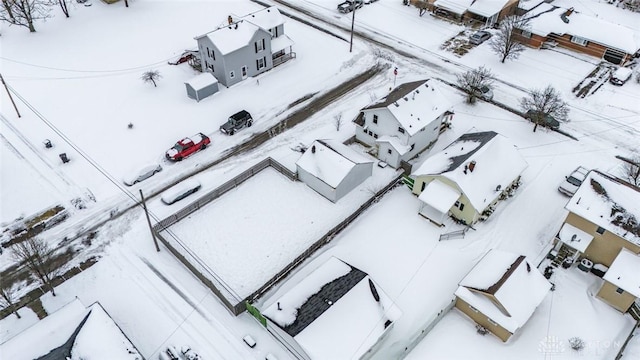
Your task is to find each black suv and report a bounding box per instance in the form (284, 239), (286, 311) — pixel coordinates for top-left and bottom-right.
(220, 110), (253, 135)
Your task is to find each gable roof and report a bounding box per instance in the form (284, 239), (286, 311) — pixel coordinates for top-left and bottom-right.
(455, 250), (551, 333)
(196, 20), (265, 55)
(0, 299), (141, 360)
(434, 0), (512, 17)
(526, 4), (640, 54)
(604, 248), (640, 298)
(362, 79), (452, 136)
(242, 6), (284, 31)
(185, 72), (218, 91)
(262, 257), (401, 359)
(565, 171), (640, 246)
(413, 131), (528, 211)
(296, 140), (373, 188)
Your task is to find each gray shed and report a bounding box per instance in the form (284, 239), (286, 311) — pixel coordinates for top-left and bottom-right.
(185, 72), (219, 102)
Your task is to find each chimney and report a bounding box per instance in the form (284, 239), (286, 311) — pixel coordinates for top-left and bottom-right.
(468, 160), (476, 172)
(228, 15), (233, 25)
(565, 7), (574, 16)
(311, 145), (316, 154)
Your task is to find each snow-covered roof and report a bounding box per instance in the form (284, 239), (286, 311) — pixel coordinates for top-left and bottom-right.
(185, 72), (218, 91)
(199, 21), (262, 55)
(455, 250), (551, 333)
(0, 299), (140, 360)
(296, 140), (373, 188)
(262, 257), (401, 360)
(468, 0), (512, 17)
(413, 131), (528, 212)
(526, 4), (640, 54)
(434, 0), (474, 15)
(242, 6), (284, 32)
(363, 79), (452, 136)
(271, 34), (294, 53)
(558, 222), (594, 253)
(565, 171), (640, 246)
(418, 179), (461, 213)
(376, 135), (411, 155)
(603, 248), (640, 298)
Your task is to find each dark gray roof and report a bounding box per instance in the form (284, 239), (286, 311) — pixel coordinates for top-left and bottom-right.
(276, 264), (368, 337)
(362, 80), (428, 111)
(35, 312), (91, 360)
(440, 131), (498, 174)
(353, 112), (365, 126)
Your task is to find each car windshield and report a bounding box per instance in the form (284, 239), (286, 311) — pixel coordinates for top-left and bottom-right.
(173, 143), (184, 152)
(566, 176), (582, 186)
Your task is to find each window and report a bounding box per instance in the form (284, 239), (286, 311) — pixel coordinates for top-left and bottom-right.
(398, 127), (405, 134)
(468, 305), (479, 313)
(229, 71), (235, 79)
(373, 133), (379, 139)
(571, 36), (588, 46)
(521, 30), (532, 39)
(256, 57), (266, 70)
(208, 63), (214, 72)
(367, 130), (373, 136)
(372, 115), (378, 124)
(207, 47), (215, 60)
(616, 287), (624, 294)
(387, 149), (392, 155)
(410, 144), (415, 151)
(487, 318), (498, 327)
(596, 226), (605, 235)
(241, 66), (247, 77)
(454, 201), (464, 211)
(255, 39), (265, 52)
(421, 182), (426, 192)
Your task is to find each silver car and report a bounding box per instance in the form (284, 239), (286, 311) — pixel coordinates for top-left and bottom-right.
(469, 30), (492, 45)
(558, 166), (589, 196)
(123, 163), (162, 186)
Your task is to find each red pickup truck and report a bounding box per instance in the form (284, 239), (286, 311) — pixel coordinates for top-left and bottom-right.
(165, 133), (210, 161)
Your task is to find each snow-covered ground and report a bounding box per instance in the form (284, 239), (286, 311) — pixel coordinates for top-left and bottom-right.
(1, 0), (639, 359)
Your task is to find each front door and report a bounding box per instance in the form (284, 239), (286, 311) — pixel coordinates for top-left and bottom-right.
(241, 66), (248, 79)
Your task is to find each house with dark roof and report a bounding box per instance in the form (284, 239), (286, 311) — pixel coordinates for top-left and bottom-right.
(411, 131), (527, 226)
(194, 6), (295, 87)
(0, 299), (142, 360)
(353, 79), (454, 169)
(454, 249), (551, 342)
(296, 139), (374, 202)
(550, 171), (640, 269)
(516, 4), (640, 65)
(261, 257), (401, 360)
(433, 0), (520, 26)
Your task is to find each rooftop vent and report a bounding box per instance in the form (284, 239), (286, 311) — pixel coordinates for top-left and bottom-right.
(468, 160), (476, 172)
(311, 145), (316, 154)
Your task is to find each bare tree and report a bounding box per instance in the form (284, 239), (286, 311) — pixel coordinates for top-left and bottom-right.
(489, 16), (530, 63)
(621, 156), (640, 186)
(0, 0), (51, 32)
(11, 237), (58, 296)
(56, 0), (68, 18)
(623, 0), (640, 12)
(520, 85), (569, 132)
(334, 113), (343, 131)
(0, 275), (21, 318)
(141, 70), (162, 87)
(456, 66), (494, 104)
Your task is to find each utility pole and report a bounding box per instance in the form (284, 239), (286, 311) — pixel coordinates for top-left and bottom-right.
(0, 73), (21, 118)
(349, 4), (357, 53)
(139, 189), (160, 252)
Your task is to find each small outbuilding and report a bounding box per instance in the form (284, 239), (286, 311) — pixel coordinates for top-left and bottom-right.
(596, 248), (640, 313)
(296, 139), (374, 203)
(185, 72), (219, 102)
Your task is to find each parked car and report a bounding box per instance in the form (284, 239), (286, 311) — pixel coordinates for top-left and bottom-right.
(164, 345), (180, 360)
(558, 166), (589, 196)
(469, 30), (492, 45)
(161, 179), (201, 205)
(181, 345), (201, 360)
(473, 85), (493, 101)
(123, 163), (162, 186)
(337, 0), (363, 13)
(609, 67), (633, 86)
(220, 110), (253, 136)
(524, 110), (560, 130)
(165, 133), (210, 161)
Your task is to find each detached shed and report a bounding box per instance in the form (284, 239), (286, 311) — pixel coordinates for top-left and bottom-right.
(296, 140), (373, 203)
(185, 72), (219, 102)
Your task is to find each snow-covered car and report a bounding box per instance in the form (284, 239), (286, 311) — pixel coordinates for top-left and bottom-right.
(161, 179), (201, 205)
(165, 133), (210, 161)
(558, 166), (589, 196)
(164, 345), (179, 360)
(337, 0), (363, 13)
(473, 85), (493, 101)
(524, 110), (560, 130)
(609, 67), (633, 86)
(181, 345), (201, 360)
(469, 30), (491, 45)
(123, 163), (162, 186)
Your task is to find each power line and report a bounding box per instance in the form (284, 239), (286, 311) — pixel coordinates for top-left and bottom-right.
(1, 55), (176, 73)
